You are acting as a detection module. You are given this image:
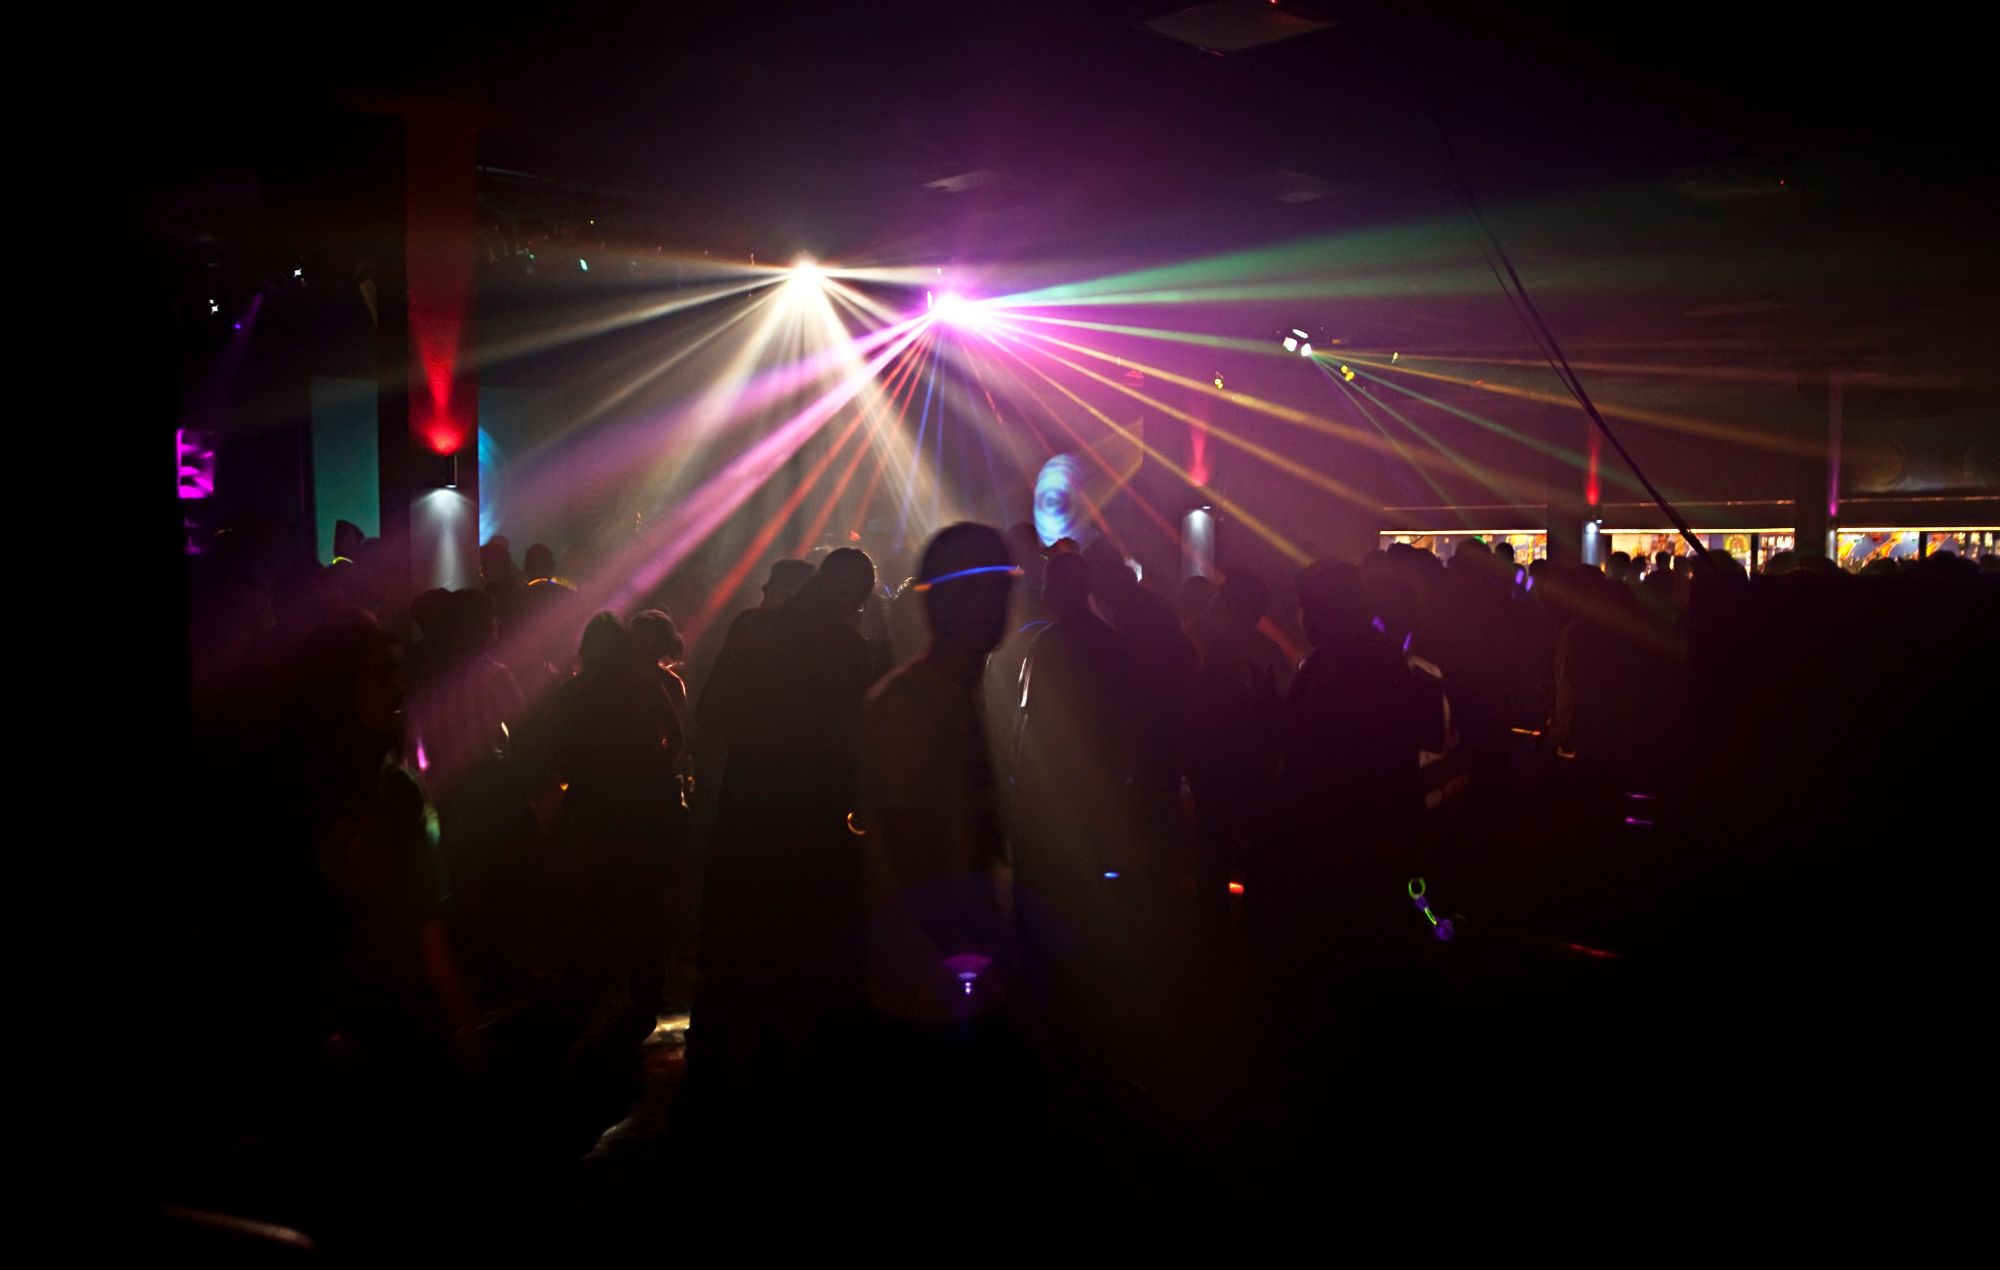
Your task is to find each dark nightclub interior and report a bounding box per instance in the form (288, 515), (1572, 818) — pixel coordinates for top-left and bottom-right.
(107, 0), (1996, 1253)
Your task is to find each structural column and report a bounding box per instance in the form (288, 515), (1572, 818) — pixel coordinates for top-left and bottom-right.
(1792, 370), (1843, 560)
(377, 108), (480, 629)
(1545, 405), (1595, 568)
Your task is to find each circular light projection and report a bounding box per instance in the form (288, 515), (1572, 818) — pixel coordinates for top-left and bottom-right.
(1033, 453), (1084, 546)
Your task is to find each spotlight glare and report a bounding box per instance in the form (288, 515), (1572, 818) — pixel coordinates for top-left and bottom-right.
(932, 291), (980, 327)
(578, 258), (589, 271)
(1299, 342), (1312, 358)
(789, 255), (823, 283)
(1282, 336), (1298, 352)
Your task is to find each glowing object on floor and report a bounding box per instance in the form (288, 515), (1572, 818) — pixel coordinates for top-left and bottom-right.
(1408, 877), (1459, 942)
(943, 952), (992, 999)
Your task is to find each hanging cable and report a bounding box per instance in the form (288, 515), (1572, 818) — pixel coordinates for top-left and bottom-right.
(1424, 106), (1713, 567)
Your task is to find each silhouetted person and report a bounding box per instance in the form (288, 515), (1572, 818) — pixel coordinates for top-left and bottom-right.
(852, 524), (1032, 1200)
(523, 543), (558, 584)
(239, 610), (482, 1245)
(538, 613), (681, 1021)
(691, 548), (877, 1104)
(1081, 537), (1196, 796)
(1190, 569), (1287, 919)
(1015, 553), (1140, 891)
(759, 557), (814, 610)
(886, 575), (928, 667)
(1550, 566), (1687, 788)
(985, 526), (1055, 783)
(630, 608), (690, 718)
(333, 519), (366, 563)
(1178, 574), (1218, 634)
(482, 537), (526, 633)
(1274, 561), (1432, 950)
(1600, 548), (1632, 588)
(511, 547), (579, 697)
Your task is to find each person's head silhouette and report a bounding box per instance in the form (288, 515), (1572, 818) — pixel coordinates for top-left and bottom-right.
(578, 612), (640, 678)
(524, 544), (558, 583)
(915, 523), (1015, 657)
(481, 538), (518, 588)
(819, 547), (877, 611)
(761, 558), (814, 608)
(333, 520), (366, 564)
(1218, 570), (1270, 630)
(1296, 560), (1365, 648)
(630, 609), (685, 665)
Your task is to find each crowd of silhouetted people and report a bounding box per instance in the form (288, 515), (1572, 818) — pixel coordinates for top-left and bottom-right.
(167, 514), (1996, 1248)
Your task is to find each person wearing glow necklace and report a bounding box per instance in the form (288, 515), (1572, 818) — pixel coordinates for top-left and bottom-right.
(853, 523), (1032, 1189)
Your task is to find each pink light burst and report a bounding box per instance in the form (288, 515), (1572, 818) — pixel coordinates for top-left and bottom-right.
(929, 291), (986, 328)
(177, 428), (216, 500)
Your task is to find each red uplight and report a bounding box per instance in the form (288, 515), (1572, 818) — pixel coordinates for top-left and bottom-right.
(422, 423), (464, 457)
(1560, 942), (1619, 960)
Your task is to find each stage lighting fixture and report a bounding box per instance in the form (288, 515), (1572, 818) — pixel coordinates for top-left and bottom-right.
(208, 299), (220, 314)
(1339, 364), (1355, 381)
(931, 291), (979, 326)
(578, 258), (589, 271)
(1299, 342), (1312, 358)
(425, 452), (461, 489)
(1213, 373), (1225, 389)
(293, 268), (303, 279)
(789, 255), (823, 282)
(1282, 335), (1298, 352)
